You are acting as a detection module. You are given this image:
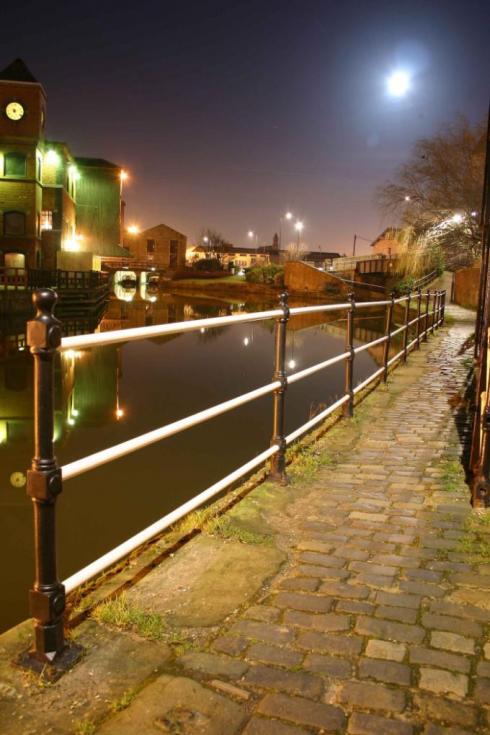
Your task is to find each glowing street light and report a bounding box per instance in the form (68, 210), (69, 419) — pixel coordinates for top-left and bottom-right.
(404, 195), (411, 202)
(45, 149), (59, 165)
(285, 211), (293, 220)
(452, 213), (464, 224)
(248, 230), (258, 247)
(387, 70), (410, 97)
(295, 220), (304, 249)
(127, 224), (140, 235)
(120, 170), (129, 182)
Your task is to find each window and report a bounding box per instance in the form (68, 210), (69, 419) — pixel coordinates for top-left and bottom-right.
(4, 152), (27, 177)
(3, 211), (26, 236)
(40, 211), (53, 231)
(36, 152), (42, 181)
(147, 239), (156, 254)
(169, 240), (179, 267)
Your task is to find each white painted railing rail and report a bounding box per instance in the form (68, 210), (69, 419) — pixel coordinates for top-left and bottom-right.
(57, 291), (445, 595)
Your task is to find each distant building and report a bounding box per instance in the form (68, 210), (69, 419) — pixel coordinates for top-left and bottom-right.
(187, 243), (270, 269)
(370, 228), (403, 258)
(303, 251), (341, 269)
(124, 224), (187, 271)
(0, 58), (128, 271)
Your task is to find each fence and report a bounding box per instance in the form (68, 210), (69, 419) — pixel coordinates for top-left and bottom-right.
(0, 268), (107, 291)
(22, 286), (446, 670)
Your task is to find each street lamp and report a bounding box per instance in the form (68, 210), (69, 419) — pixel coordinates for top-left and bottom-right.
(248, 230), (258, 247)
(279, 211), (294, 249)
(127, 224), (140, 235)
(295, 220), (304, 250)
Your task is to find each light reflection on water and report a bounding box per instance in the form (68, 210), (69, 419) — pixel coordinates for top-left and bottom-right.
(0, 288), (400, 632)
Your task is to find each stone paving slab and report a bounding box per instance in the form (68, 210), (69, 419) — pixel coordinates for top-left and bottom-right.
(1, 296), (488, 734)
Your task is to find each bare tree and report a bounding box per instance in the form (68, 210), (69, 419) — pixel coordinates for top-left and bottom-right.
(198, 227), (227, 254)
(377, 116), (486, 264)
(283, 241), (309, 261)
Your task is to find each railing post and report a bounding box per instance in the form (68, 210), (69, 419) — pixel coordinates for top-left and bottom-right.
(423, 290), (431, 341)
(402, 293), (411, 362)
(343, 292), (355, 417)
(441, 290), (446, 325)
(416, 289), (422, 349)
(270, 291), (289, 483)
(382, 291), (395, 382)
(431, 291), (438, 334)
(19, 289), (82, 676)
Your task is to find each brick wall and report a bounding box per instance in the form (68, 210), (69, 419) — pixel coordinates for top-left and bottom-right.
(453, 264), (480, 310)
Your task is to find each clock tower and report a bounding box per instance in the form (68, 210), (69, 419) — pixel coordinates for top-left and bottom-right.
(0, 58), (46, 141)
(0, 59), (47, 268)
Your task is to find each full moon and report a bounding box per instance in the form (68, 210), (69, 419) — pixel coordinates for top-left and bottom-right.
(387, 70), (410, 97)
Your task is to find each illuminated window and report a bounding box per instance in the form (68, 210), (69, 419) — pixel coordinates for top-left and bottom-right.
(4, 152), (27, 177)
(4, 211), (26, 236)
(40, 211), (53, 231)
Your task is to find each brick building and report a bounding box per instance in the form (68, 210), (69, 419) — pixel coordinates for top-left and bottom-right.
(0, 58), (128, 271)
(124, 224), (186, 271)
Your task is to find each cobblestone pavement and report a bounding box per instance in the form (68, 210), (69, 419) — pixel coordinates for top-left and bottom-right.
(89, 301), (490, 735)
(164, 304), (489, 735)
(1, 299), (485, 735)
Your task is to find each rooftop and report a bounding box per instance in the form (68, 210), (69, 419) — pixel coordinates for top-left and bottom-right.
(0, 58), (39, 84)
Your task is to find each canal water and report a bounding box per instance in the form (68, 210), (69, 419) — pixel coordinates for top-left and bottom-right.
(0, 287), (401, 632)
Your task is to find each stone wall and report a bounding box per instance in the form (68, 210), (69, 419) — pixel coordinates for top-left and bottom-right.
(284, 261), (349, 296)
(453, 264), (480, 310)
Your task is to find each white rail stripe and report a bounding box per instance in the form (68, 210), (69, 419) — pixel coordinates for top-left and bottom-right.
(289, 303), (350, 315)
(62, 381), (280, 480)
(287, 352), (349, 384)
(387, 348), (405, 367)
(63, 445), (279, 593)
(285, 394), (350, 444)
(60, 297), (413, 351)
(61, 309), (282, 350)
(353, 366), (385, 395)
(391, 325), (406, 337)
(354, 335), (387, 354)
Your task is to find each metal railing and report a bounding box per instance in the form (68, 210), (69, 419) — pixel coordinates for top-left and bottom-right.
(22, 286), (446, 670)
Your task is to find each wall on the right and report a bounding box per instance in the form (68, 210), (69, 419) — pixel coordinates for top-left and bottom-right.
(453, 264), (480, 310)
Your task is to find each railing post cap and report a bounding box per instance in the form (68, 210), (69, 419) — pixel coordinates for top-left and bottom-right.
(32, 288), (58, 317)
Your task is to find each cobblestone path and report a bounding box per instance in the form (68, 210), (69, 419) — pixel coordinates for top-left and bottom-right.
(1, 300), (486, 735)
(90, 302), (489, 734)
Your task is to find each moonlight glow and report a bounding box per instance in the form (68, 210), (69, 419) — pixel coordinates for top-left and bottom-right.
(387, 70), (411, 97)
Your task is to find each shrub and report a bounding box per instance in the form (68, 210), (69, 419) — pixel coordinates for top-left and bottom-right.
(245, 264), (284, 285)
(194, 258), (223, 272)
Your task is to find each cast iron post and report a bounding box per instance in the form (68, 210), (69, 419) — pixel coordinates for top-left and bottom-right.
(441, 290), (446, 325)
(416, 289), (422, 349)
(432, 291), (439, 334)
(402, 293), (411, 362)
(382, 292), (395, 382)
(343, 292), (355, 417)
(423, 290), (431, 341)
(20, 289), (81, 676)
(270, 291), (289, 483)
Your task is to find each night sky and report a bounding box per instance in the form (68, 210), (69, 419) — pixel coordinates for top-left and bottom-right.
(2, 0), (489, 253)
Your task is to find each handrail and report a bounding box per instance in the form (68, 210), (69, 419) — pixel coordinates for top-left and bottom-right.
(61, 296), (408, 351)
(22, 286), (446, 668)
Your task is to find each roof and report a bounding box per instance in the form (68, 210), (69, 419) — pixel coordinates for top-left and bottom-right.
(0, 58), (39, 83)
(75, 157), (121, 170)
(370, 228), (400, 247)
(305, 251), (341, 261)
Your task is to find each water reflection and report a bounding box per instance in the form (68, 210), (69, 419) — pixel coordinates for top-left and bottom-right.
(0, 288), (398, 632)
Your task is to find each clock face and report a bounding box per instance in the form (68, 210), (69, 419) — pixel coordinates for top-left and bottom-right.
(5, 101), (25, 121)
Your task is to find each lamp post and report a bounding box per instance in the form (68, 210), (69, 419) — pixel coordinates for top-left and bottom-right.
(295, 221), (304, 254)
(248, 230), (258, 248)
(279, 211), (293, 250)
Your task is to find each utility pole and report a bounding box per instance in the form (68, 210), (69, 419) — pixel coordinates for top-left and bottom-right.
(352, 234), (357, 257)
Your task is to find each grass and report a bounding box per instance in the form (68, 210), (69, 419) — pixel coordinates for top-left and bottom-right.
(92, 593), (166, 640)
(286, 443), (336, 483)
(439, 458), (466, 493)
(205, 516), (272, 545)
(458, 512), (490, 559)
(110, 689), (137, 713)
(172, 507), (216, 536)
(173, 275), (246, 285)
(74, 721), (96, 735)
